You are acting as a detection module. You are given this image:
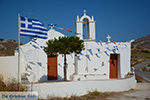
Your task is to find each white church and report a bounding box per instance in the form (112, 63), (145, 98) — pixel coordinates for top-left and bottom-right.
(0, 10), (136, 98)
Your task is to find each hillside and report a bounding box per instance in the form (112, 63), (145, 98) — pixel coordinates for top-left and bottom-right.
(131, 35), (150, 66)
(0, 39), (21, 56)
(132, 35), (150, 47)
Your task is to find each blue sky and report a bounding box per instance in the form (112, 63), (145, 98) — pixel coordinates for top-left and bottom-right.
(0, 0), (149, 43)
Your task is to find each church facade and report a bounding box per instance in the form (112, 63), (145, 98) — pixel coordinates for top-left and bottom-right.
(17, 11), (132, 83)
(0, 11), (132, 84)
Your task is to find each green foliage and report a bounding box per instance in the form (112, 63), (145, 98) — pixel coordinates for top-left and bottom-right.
(44, 38), (59, 57)
(142, 67), (147, 71)
(83, 90), (101, 99)
(147, 64), (150, 67)
(141, 67), (150, 71)
(57, 36), (85, 54)
(0, 48), (5, 51)
(89, 90), (101, 96)
(136, 79), (142, 83)
(44, 36), (85, 56)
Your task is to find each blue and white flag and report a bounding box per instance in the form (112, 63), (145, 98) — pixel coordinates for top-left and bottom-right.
(20, 16), (48, 39)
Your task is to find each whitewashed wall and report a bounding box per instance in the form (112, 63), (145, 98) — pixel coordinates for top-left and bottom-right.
(20, 41), (47, 82)
(0, 29), (131, 83)
(69, 41), (131, 80)
(50, 40), (131, 81)
(0, 56), (18, 82)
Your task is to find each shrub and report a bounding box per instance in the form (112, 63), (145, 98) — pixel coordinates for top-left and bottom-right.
(85, 90), (101, 99)
(0, 48), (5, 51)
(6, 78), (28, 91)
(0, 75), (7, 91)
(0, 74), (28, 91)
(0, 39), (4, 41)
(142, 67), (147, 71)
(91, 90), (101, 96)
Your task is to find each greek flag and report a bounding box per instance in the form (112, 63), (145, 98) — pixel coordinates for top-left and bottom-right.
(20, 16), (48, 39)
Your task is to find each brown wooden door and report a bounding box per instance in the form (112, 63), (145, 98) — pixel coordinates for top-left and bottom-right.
(110, 54), (118, 79)
(48, 56), (57, 80)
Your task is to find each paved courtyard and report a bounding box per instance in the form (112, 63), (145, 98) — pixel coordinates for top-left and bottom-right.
(107, 83), (150, 100)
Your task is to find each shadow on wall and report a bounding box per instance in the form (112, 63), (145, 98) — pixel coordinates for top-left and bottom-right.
(26, 61), (46, 82)
(77, 56), (81, 60)
(28, 62), (45, 69)
(58, 75), (64, 81)
(27, 65), (32, 70)
(95, 53), (100, 58)
(85, 55), (91, 61)
(58, 63), (62, 68)
(104, 51), (109, 56)
(112, 49), (116, 54)
(39, 74), (47, 81)
(39, 75), (64, 81)
(37, 62), (45, 69)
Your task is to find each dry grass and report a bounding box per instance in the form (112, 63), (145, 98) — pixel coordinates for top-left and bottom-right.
(0, 75), (7, 91)
(0, 74), (28, 91)
(45, 90), (115, 100)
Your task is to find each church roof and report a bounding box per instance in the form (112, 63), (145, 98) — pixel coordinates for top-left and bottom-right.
(47, 29), (65, 40)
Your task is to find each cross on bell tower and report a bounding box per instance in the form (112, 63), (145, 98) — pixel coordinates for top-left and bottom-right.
(83, 9), (86, 15)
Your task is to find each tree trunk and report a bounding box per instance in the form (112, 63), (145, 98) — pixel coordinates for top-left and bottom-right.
(64, 54), (67, 81)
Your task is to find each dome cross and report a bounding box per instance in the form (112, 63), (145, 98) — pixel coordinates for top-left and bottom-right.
(48, 23), (56, 29)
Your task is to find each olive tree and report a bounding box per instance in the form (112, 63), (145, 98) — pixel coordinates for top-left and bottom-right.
(44, 36), (85, 81)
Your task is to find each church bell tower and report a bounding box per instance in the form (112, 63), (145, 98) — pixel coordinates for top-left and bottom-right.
(75, 10), (96, 40)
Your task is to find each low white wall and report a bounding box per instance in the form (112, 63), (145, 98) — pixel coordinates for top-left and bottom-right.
(30, 75), (136, 98)
(0, 56), (18, 82)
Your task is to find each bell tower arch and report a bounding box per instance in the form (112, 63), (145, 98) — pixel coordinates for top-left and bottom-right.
(75, 10), (96, 40)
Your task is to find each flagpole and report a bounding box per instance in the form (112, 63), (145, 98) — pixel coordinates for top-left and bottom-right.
(18, 13), (20, 89)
